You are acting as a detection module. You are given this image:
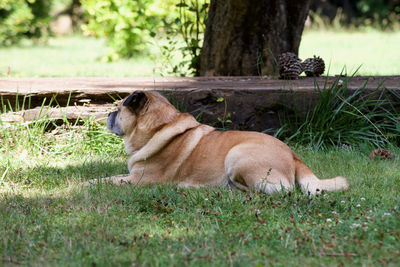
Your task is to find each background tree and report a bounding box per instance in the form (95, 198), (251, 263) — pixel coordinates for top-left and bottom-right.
(200, 0), (313, 76)
(310, 0), (400, 28)
(53, 0), (83, 30)
(0, 0), (52, 46)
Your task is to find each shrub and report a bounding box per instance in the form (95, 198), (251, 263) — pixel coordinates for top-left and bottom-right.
(81, 0), (209, 76)
(0, 0), (52, 46)
(81, 0), (175, 61)
(158, 0), (208, 76)
(310, 0), (400, 30)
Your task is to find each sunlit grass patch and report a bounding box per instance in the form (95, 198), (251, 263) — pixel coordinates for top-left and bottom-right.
(299, 30), (400, 76)
(0, 36), (157, 78)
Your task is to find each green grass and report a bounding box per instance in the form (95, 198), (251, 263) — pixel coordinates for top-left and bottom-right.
(1, 30), (399, 77)
(299, 30), (400, 76)
(1, 114), (399, 266)
(0, 36), (158, 77)
(277, 75), (400, 149)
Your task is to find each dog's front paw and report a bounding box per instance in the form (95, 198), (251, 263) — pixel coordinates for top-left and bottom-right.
(83, 178), (102, 186)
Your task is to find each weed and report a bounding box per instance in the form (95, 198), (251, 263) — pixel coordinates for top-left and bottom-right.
(278, 73), (400, 149)
(215, 96), (232, 131)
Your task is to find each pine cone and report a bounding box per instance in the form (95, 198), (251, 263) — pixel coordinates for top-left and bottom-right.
(303, 56), (325, 77)
(278, 52), (303, 80)
(278, 52), (298, 66)
(369, 149), (394, 160)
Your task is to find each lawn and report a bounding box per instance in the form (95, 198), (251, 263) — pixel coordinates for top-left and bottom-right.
(0, 30), (399, 77)
(0, 36), (157, 78)
(1, 115), (399, 266)
(299, 30), (400, 76)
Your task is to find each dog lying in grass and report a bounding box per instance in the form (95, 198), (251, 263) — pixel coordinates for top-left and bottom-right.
(89, 91), (348, 194)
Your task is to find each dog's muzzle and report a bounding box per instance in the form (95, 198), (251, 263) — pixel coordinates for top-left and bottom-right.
(106, 111), (124, 136)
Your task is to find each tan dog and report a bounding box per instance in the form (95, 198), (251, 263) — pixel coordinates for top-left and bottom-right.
(93, 91), (348, 194)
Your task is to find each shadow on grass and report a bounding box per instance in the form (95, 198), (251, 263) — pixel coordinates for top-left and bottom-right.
(1, 148), (400, 264)
(3, 157), (128, 189)
(0, 182), (278, 265)
(0, 181), (344, 266)
(2, 150), (400, 265)
(2, 179), (399, 266)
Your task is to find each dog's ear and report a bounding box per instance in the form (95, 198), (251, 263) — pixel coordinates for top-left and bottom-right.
(123, 91), (147, 111)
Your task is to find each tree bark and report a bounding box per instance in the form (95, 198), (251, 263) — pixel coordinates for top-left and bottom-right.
(53, 0), (83, 29)
(200, 0), (312, 76)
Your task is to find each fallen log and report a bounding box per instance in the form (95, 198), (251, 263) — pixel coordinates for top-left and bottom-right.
(1, 76), (399, 131)
(0, 104), (115, 126)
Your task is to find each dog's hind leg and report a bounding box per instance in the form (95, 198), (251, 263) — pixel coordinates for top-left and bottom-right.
(226, 165), (293, 194)
(225, 145), (294, 194)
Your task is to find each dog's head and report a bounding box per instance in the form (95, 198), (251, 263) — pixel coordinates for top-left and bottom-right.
(106, 91), (147, 137)
(107, 91), (179, 138)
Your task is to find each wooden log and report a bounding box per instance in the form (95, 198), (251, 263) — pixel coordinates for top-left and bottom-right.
(0, 104), (115, 126)
(1, 77), (399, 131)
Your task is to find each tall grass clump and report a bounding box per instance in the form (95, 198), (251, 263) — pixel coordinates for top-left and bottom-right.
(278, 74), (400, 149)
(0, 96), (126, 188)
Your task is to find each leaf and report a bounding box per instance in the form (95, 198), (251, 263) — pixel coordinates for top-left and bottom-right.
(216, 97), (225, 103)
(201, 3), (209, 11)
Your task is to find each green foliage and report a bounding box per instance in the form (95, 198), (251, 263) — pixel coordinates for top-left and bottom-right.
(215, 96), (232, 130)
(81, 0), (208, 74)
(310, 0), (400, 30)
(159, 0), (209, 76)
(278, 74), (400, 149)
(355, 0), (399, 23)
(0, 0), (52, 46)
(81, 0), (175, 61)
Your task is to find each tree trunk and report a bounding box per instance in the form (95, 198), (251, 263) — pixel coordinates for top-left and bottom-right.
(54, 0), (83, 29)
(200, 0), (312, 76)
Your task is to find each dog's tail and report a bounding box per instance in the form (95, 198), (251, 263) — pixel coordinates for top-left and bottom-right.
(293, 154), (348, 194)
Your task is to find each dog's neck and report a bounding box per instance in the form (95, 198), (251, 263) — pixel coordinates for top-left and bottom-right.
(126, 113), (201, 168)
(123, 105), (180, 153)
